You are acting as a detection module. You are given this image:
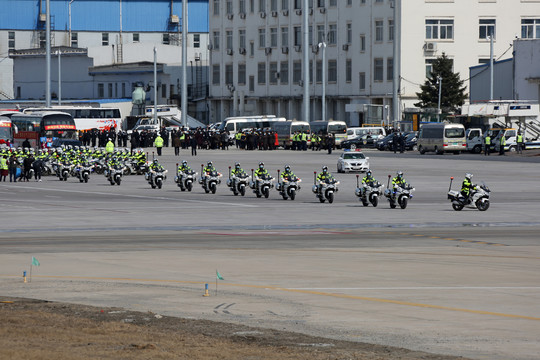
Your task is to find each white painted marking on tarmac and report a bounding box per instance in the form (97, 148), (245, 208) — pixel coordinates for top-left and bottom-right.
(0, 184), (256, 208)
(292, 287), (540, 290)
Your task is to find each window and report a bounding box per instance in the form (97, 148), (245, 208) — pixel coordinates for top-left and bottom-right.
(316, 60), (322, 82)
(317, 25), (325, 43)
(249, 76), (255, 92)
(521, 19), (540, 39)
(309, 60), (313, 83)
(346, 23), (352, 44)
(162, 33), (170, 45)
(374, 58), (384, 81)
(294, 0), (301, 9)
(318, 0), (325, 6)
(375, 20), (383, 42)
(359, 72), (366, 91)
(239, 0), (246, 13)
(282, 0), (289, 10)
(239, 29), (246, 48)
(346, 59), (352, 82)
(479, 19), (496, 39)
(360, 34), (365, 51)
(227, 0), (233, 14)
(108, 83), (113, 98)
(271, 0), (278, 11)
(98, 83), (104, 98)
(250, 41), (255, 56)
(330, 0), (336, 7)
(347, 0), (352, 5)
(294, 26), (302, 46)
(39, 31), (47, 48)
(425, 19), (454, 40)
(226, 30), (233, 50)
(281, 27), (289, 46)
(328, 24), (337, 45)
(258, 62), (266, 84)
(162, 84), (167, 98)
(212, 64), (220, 85)
(133, 33), (140, 43)
(259, 0), (266, 12)
(328, 60), (337, 82)
(225, 64), (234, 85)
(388, 19), (394, 41)
(270, 27), (278, 47)
(213, 31), (220, 50)
(123, 83), (127, 98)
(8, 31), (15, 49)
(102, 33), (109, 46)
(259, 28), (266, 47)
(270, 62), (278, 84)
(71, 32), (78, 47)
(280, 61), (289, 84)
(169, 84), (174, 97)
(238, 63), (246, 84)
(425, 59), (435, 78)
(193, 34), (200, 48)
(387, 57), (393, 81)
(213, 0), (220, 15)
(293, 61), (302, 83)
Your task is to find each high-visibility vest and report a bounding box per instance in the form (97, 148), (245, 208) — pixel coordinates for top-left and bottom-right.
(154, 136), (164, 147)
(105, 141), (114, 153)
(301, 133), (307, 141)
(517, 135), (523, 143)
(180, 134), (185, 141)
(500, 136), (506, 146)
(0, 158), (7, 170)
(485, 136), (491, 145)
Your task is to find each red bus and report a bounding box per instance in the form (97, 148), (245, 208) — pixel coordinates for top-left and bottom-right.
(11, 111), (77, 148)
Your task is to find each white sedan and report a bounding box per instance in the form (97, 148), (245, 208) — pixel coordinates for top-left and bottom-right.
(337, 150), (370, 173)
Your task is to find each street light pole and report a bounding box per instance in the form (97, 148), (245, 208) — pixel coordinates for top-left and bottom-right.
(318, 42), (326, 122)
(154, 47), (158, 126)
(302, 0), (309, 122)
(181, 0), (188, 127)
(57, 49), (61, 105)
(45, 0), (51, 107)
(437, 75), (442, 122)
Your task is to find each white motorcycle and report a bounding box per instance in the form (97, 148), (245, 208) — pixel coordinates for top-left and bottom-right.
(384, 176), (414, 209)
(175, 167), (197, 192)
(146, 167), (167, 189)
(74, 162), (93, 183)
(447, 177), (490, 211)
(105, 164), (125, 186)
(312, 174), (339, 204)
(199, 165), (222, 194)
(355, 175), (383, 207)
(250, 170), (274, 198)
(276, 171), (301, 201)
(227, 167), (250, 196)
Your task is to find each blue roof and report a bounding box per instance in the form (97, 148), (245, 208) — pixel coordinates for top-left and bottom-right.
(1, 0), (208, 33)
(469, 58), (513, 71)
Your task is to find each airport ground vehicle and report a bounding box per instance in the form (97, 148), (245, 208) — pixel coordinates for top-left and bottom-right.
(417, 123), (466, 154)
(309, 120), (347, 147)
(337, 149), (370, 173)
(11, 112), (77, 148)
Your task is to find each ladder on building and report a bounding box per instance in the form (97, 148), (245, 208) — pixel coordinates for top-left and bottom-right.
(0, 90), (13, 100)
(194, 54), (204, 99)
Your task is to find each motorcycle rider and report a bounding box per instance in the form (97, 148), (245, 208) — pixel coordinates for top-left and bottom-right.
(149, 158), (165, 172)
(231, 162), (245, 176)
(178, 160), (192, 173)
(203, 161), (216, 175)
(254, 162), (270, 179)
(316, 166), (334, 182)
(361, 170), (378, 195)
(461, 173), (474, 200)
(392, 171), (407, 191)
(281, 165), (297, 181)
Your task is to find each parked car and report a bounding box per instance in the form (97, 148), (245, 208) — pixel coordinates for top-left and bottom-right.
(375, 133), (395, 151)
(337, 149), (370, 173)
(341, 134), (377, 150)
(404, 131), (418, 151)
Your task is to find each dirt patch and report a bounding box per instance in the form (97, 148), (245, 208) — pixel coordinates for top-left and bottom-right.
(0, 297), (469, 360)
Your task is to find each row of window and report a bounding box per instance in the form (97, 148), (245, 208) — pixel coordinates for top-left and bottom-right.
(214, 0), (352, 16)
(96, 82), (174, 99)
(427, 18), (540, 40)
(211, 57), (393, 90)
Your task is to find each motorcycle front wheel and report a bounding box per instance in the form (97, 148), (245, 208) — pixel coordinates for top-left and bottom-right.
(262, 187), (269, 198)
(156, 179), (162, 189)
(327, 192), (334, 204)
(370, 195), (378, 207)
(186, 181), (193, 192)
(289, 188), (296, 201)
(476, 199), (490, 211)
(239, 184), (245, 196)
(210, 183), (217, 194)
(115, 177), (121, 185)
(84, 174), (89, 183)
(399, 196), (408, 209)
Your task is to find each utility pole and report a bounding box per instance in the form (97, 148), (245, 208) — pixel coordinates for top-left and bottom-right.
(302, 0), (309, 122)
(45, 0), (51, 107)
(437, 75), (442, 122)
(392, 0), (401, 128)
(489, 35), (494, 100)
(319, 42), (326, 122)
(57, 49), (61, 105)
(154, 47), (158, 126)
(181, 0), (188, 127)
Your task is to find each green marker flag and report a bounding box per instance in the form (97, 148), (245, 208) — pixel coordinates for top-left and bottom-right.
(31, 257), (40, 267)
(216, 270), (224, 281)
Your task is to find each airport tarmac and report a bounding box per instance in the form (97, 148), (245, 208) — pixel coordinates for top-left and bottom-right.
(1, 148), (539, 359)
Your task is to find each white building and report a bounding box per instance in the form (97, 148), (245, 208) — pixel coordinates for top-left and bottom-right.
(208, 0), (540, 126)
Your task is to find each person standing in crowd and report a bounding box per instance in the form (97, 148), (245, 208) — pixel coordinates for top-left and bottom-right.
(22, 152), (33, 182)
(190, 133), (197, 156)
(154, 132), (164, 156)
(499, 133), (506, 156)
(173, 130), (181, 156)
(0, 154), (8, 182)
(105, 138), (114, 154)
(517, 132), (524, 154)
(8, 153), (18, 182)
(484, 133), (491, 156)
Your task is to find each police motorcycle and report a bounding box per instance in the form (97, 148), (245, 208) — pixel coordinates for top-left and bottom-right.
(312, 167), (339, 204)
(447, 176), (490, 211)
(104, 158), (125, 186)
(145, 159), (168, 189)
(226, 164), (250, 196)
(355, 173), (383, 207)
(73, 160), (94, 183)
(175, 162), (197, 192)
(199, 162), (222, 194)
(276, 167), (301, 201)
(249, 164), (274, 198)
(384, 173), (415, 209)
(52, 157), (73, 181)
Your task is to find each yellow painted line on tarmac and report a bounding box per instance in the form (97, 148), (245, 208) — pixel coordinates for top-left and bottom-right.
(4, 274), (540, 321)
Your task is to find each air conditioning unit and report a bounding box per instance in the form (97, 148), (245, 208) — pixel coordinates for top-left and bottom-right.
(39, 13), (46, 22)
(265, 47), (272, 55)
(239, 12), (246, 19)
(207, 44), (213, 50)
(226, 48), (234, 55)
(239, 47), (246, 55)
(295, 9), (302, 15)
(281, 46), (289, 54)
(260, 11), (266, 18)
(342, 44), (349, 51)
(312, 45), (319, 54)
(294, 45), (301, 52)
(227, 14), (234, 20)
(282, 9), (289, 16)
(319, 8), (326, 14)
(169, 15), (179, 24)
(424, 41), (437, 52)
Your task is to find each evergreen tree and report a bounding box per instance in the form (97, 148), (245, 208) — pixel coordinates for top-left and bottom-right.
(415, 53), (467, 113)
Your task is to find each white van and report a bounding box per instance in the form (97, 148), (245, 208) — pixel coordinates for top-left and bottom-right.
(346, 127), (386, 140)
(418, 123), (466, 154)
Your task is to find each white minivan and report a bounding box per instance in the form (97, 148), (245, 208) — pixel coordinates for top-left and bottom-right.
(346, 127), (386, 140)
(418, 123), (466, 154)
